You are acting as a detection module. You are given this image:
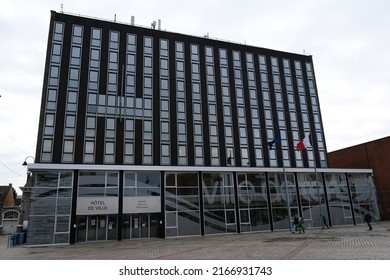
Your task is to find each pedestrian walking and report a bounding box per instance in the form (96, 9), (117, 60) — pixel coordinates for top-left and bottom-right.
(322, 215), (329, 229)
(364, 211), (373, 230)
(298, 217), (306, 233)
(292, 216), (299, 233)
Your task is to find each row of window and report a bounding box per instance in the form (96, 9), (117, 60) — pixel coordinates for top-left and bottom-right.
(42, 21), (326, 168)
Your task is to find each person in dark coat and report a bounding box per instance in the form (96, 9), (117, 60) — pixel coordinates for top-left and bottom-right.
(364, 211), (373, 230)
(293, 216), (299, 232)
(321, 215), (329, 229)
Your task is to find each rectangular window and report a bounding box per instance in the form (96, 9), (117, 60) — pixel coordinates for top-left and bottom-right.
(160, 39), (168, 50)
(54, 22), (64, 41)
(44, 114), (55, 135)
(63, 140), (74, 153)
(63, 140), (74, 162)
(110, 31), (119, 49)
(70, 46), (81, 65)
(161, 122), (169, 134)
(72, 26), (83, 44)
(176, 61), (184, 72)
(105, 142), (115, 163)
(65, 115), (76, 136)
(91, 28), (101, 47)
(144, 120), (152, 140)
(43, 139), (52, 152)
(161, 58), (168, 70)
(85, 141), (94, 154)
(109, 51), (118, 70)
(144, 143), (152, 156)
(89, 71), (98, 90)
(69, 68), (79, 88)
(161, 144), (170, 156)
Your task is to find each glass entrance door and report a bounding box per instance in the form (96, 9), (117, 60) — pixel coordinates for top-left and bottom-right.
(131, 215), (140, 238)
(97, 215), (106, 240)
(129, 214), (150, 238)
(87, 215), (97, 241)
(140, 214), (149, 238)
(76, 215), (118, 242)
(122, 213), (160, 239)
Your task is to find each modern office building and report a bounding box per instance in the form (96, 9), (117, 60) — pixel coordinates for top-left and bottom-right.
(25, 11), (379, 245)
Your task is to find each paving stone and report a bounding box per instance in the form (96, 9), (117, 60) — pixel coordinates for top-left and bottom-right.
(1, 222), (389, 260)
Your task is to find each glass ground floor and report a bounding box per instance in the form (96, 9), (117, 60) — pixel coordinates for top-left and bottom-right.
(75, 213), (161, 242)
(25, 165), (380, 245)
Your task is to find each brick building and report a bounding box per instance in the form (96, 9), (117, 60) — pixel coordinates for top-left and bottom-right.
(328, 136), (390, 219)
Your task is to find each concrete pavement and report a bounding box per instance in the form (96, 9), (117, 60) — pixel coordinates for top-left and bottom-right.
(1, 221), (390, 260)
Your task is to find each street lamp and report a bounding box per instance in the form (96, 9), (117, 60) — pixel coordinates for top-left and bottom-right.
(22, 156), (35, 166)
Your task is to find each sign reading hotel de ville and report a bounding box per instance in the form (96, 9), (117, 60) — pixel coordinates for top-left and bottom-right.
(76, 197), (118, 215)
(123, 197), (161, 213)
(76, 197), (161, 215)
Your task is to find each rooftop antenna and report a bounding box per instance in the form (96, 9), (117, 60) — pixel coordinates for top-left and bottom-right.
(114, 14), (117, 22)
(61, 3), (63, 13)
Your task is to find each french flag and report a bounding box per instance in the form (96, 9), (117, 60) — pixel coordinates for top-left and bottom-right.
(296, 134), (312, 151)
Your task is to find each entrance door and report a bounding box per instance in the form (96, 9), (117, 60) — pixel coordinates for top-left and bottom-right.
(131, 215), (140, 238)
(86, 215), (107, 241)
(130, 214), (149, 238)
(2, 220), (17, 235)
(140, 214), (149, 238)
(87, 215), (97, 241)
(97, 216), (106, 240)
(150, 213), (160, 238)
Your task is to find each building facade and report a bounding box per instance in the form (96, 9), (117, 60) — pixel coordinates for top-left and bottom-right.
(26, 11), (379, 245)
(328, 136), (390, 220)
(0, 184), (21, 235)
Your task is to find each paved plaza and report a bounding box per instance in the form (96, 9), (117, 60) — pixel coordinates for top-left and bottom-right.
(1, 221), (390, 260)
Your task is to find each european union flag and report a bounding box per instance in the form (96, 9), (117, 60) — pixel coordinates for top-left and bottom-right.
(268, 134), (281, 149)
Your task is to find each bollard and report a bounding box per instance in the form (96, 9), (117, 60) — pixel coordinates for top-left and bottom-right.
(7, 235), (12, 248)
(18, 233), (25, 244)
(12, 234), (17, 246)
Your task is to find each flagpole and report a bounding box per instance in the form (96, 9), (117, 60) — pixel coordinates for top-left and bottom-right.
(314, 163), (324, 228)
(268, 134), (292, 232)
(314, 162), (324, 228)
(283, 166), (293, 232)
(298, 134), (324, 228)
(312, 148), (324, 228)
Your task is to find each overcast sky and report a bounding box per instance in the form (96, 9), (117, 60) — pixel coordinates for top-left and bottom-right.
(1, 0), (389, 193)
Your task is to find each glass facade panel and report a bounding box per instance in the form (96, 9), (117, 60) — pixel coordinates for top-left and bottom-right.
(124, 172), (161, 197)
(165, 173), (200, 237)
(237, 173), (270, 232)
(268, 173), (298, 230)
(297, 173), (326, 228)
(78, 171), (119, 197)
(324, 173), (353, 225)
(203, 173), (237, 234)
(27, 171), (73, 245)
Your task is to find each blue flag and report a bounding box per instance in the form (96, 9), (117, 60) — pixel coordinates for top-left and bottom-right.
(268, 134), (281, 149)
